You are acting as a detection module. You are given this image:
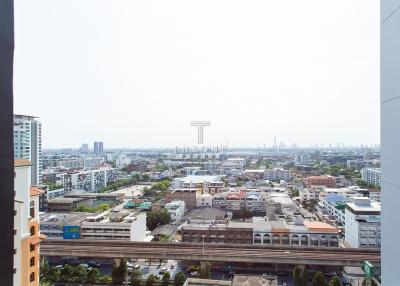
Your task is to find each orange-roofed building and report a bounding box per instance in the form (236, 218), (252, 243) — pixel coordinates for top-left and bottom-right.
(304, 221), (339, 234)
(14, 161), (45, 286)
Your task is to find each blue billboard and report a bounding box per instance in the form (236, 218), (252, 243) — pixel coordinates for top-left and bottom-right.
(63, 225), (80, 239)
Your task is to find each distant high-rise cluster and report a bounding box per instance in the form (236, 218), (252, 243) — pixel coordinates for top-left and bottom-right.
(93, 141), (104, 154)
(13, 114), (42, 185)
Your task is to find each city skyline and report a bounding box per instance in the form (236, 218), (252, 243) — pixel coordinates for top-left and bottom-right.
(13, 0), (379, 149)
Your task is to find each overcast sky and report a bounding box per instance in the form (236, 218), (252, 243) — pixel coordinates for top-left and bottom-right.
(13, 0), (379, 149)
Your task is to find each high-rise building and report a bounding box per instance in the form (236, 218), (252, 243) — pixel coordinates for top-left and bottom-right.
(14, 115), (42, 185)
(14, 159), (45, 286)
(93, 141), (99, 154)
(99, 141), (104, 153)
(93, 141), (103, 154)
(80, 143), (89, 153)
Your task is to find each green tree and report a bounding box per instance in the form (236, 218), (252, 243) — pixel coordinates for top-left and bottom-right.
(293, 265), (307, 286)
(361, 278), (378, 286)
(146, 274), (156, 286)
(131, 269), (142, 286)
(60, 264), (74, 282)
(312, 272), (327, 286)
(199, 261), (211, 279)
(174, 272), (186, 286)
(47, 267), (61, 282)
(73, 265), (88, 283)
(86, 267), (100, 283)
(162, 271), (171, 286)
(328, 276), (342, 286)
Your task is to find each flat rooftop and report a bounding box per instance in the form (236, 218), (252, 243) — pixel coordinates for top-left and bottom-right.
(175, 175), (222, 184)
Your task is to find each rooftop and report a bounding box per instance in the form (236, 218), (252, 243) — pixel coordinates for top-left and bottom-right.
(14, 159), (31, 167)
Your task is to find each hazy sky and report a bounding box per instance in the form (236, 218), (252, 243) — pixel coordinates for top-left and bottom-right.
(13, 0), (379, 149)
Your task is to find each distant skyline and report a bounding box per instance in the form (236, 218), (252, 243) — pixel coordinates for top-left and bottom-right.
(13, 0), (379, 148)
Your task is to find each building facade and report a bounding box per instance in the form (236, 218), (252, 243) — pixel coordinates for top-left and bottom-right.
(345, 197), (381, 248)
(307, 175), (336, 188)
(361, 168), (381, 187)
(14, 115), (42, 185)
(14, 160), (45, 286)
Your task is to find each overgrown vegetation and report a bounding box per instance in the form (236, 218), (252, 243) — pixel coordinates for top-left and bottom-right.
(99, 174), (140, 193)
(73, 203), (110, 213)
(146, 209), (170, 231)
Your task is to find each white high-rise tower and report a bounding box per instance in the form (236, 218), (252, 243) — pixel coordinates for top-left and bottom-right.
(13, 114), (42, 185)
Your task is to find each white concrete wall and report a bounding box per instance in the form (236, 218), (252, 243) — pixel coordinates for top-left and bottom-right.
(382, 0), (400, 282)
(130, 212), (147, 241)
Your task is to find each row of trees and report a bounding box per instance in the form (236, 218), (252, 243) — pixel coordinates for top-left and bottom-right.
(40, 259), (110, 284)
(131, 271), (185, 286)
(293, 266), (346, 286)
(112, 259), (186, 286)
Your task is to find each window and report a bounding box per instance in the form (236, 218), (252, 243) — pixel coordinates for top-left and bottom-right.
(30, 244), (35, 252)
(30, 272), (35, 282)
(30, 226), (35, 236)
(30, 200), (35, 218)
(30, 257), (35, 267)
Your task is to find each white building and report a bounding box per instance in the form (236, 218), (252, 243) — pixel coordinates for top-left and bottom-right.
(116, 154), (132, 168)
(14, 114), (42, 185)
(62, 168), (118, 192)
(165, 200), (186, 223)
(345, 197), (381, 248)
(361, 168), (381, 187)
(264, 168), (291, 182)
(197, 194), (213, 207)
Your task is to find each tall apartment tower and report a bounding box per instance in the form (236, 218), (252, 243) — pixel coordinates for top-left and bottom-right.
(13, 115), (42, 185)
(93, 141), (99, 154)
(99, 141), (104, 153)
(80, 143), (89, 153)
(93, 141), (103, 154)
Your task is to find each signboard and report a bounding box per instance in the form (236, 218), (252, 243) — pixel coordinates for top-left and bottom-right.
(363, 261), (374, 279)
(63, 225), (80, 239)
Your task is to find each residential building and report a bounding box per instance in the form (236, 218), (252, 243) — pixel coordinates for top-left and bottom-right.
(361, 168), (381, 187)
(94, 142), (100, 154)
(197, 194), (213, 207)
(172, 175), (224, 195)
(345, 197), (381, 248)
(165, 189), (198, 209)
(307, 175), (336, 188)
(165, 200), (186, 223)
(14, 160), (45, 286)
(264, 168), (291, 182)
(182, 219), (340, 247)
(320, 194), (347, 225)
(14, 114), (42, 185)
(80, 143), (89, 153)
(62, 167), (118, 192)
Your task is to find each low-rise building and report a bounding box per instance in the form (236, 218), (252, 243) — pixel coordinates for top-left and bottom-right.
(40, 211), (147, 241)
(265, 168), (291, 182)
(307, 175), (336, 188)
(197, 194), (213, 207)
(165, 189), (198, 209)
(165, 200), (186, 223)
